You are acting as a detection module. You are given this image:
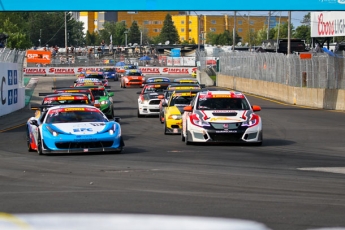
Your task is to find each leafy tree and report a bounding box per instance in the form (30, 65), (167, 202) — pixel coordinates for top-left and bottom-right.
(128, 21), (141, 45)
(300, 13), (311, 26)
(270, 22), (294, 40)
(159, 14), (179, 44)
(85, 31), (99, 45)
(294, 25), (311, 44)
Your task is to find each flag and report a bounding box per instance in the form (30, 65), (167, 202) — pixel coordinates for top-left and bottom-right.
(110, 34), (112, 44)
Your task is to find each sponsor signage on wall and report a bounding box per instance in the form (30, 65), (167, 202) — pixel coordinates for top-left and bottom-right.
(0, 63), (25, 116)
(0, 0), (345, 10)
(26, 50), (51, 64)
(23, 67), (198, 75)
(311, 11), (345, 37)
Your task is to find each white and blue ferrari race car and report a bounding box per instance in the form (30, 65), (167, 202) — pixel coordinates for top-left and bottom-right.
(26, 105), (124, 155)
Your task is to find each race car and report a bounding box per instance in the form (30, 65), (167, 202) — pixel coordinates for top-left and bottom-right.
(181, 90), (263, 145)
(102, 67), (118, 81)
(115, 64), (138, 79)
(143, 77), (170, 86)
(76, 72), (109, 87)
(158, 84), (203, 124)
(137, 83), (171, 117)
(120, 69), (145, 88)
(74, 78), (104, 87)
(173, 78), (199, 84)
(26, 105), (124, 155)
(73, 86), (115, 119)
(45, 88), (96, 106)
(162, 90), (200, 135)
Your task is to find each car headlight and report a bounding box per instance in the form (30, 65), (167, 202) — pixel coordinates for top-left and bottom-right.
(168, 114), (182, 120)
(111, 74), (115, 76)
(140, 100), (148, 104)
(242, 114), (259, 127)
(190, 114), (210, 127)
(46, 125), (63, 136)
(101, 100), (109, 105)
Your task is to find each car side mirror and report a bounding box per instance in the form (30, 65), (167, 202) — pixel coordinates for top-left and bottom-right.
(162, 102), (168, 107)
(183, 105), (193, 112)
(108, 92), (114, 97)
(114, 117), (121, 123)
(252, 105), (261, 112)
(29, 119), (39, 126)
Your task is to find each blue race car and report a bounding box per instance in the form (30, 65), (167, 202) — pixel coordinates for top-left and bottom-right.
(26, 105), (124, 155)
(102, 67), (118, 81)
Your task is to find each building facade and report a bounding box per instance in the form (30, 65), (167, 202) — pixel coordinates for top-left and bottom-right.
(78, 11), (288, 44)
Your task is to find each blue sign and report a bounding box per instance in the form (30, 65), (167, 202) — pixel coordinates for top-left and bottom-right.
(0, 0), (345, 10)
(8, 70), (12, 85)
(8, 90), (12, 105)
(14, 70), (17, 85)
(13, 88), (18, 104)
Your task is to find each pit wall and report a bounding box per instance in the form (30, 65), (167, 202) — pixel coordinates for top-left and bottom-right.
(217, 74), (345, 111)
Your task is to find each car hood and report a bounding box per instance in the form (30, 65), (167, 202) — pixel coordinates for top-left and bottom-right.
(46, 122), (112, 135)
(195, 110), (253, 123)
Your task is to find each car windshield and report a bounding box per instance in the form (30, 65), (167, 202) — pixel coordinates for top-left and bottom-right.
(103, 68), (115, 72)
(169, 95), (195, 106)
(197, 98), (250, 110)
(86, 75), (103, 80)
(91, 90), (106, 97)
(46, 111), (107, 123)
(43, 99), (89, 105)
(126, 72), (141, 76)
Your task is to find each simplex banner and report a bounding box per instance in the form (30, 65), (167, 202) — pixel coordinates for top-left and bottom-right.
(23, 67), (198, 76)
(311, 11), (345, 37)
(0, 0), (345, 10)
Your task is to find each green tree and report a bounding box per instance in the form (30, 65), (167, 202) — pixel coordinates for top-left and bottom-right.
(294, 25), (311, 44)
(128, 21), (141, 45)
(270, 22), (294, 40)
(159, 14), (179, 44)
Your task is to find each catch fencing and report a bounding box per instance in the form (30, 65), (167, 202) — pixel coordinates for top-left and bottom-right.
(212, 51), (345, 89)
(0, 48), (26, 87)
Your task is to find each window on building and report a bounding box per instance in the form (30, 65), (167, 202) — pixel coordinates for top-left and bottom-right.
(153, 28), (160, 32)
(250, 21), (254, 25)
(238, 20), (242, 25)
(210, 28), (216, 32)
(250, 28), (255, 32)
(189, 21), (192, 24)
(181, 20), (184, 24)
(181, 28), (185, 32)
(154, 21), (160, 25)
(143, 20), (150, 25)
(238, 28), (243, 32)
(211, 20), (216, 24)
(189, 29), (192, 32)
(181, 37), (185, 41)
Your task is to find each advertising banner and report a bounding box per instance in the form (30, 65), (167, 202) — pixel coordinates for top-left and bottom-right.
(26, 50), (52, 64)
(0, 0), (345, 11)
(23, 67), (197, 75)
(311, 11), (345, 37)
(0, 63), (25, 116)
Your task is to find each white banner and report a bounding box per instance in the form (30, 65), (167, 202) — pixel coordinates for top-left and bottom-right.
(23, 66), (198, 76)
(311, 11), (345, 37)
(0, 63), (25, 116)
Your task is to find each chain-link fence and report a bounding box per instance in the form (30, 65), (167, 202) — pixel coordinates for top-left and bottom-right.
(215, 51), (345, 89)
(0, 48), (26, 87)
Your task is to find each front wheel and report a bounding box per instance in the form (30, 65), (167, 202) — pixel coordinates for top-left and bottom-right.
(26, 128), (34, 152)
(37, 133), (43, 155)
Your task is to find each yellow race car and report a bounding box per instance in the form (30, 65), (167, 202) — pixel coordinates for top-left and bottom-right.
(162, 90), (200, 135)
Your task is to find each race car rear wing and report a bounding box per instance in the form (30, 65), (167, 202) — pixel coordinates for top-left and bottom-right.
(52, 86), (111, 90)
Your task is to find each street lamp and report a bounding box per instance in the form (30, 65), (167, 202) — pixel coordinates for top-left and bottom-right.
(124, 31), (128, 47)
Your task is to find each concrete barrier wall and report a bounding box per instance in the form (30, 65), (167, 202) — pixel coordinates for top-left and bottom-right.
(218, 74), (345, 111)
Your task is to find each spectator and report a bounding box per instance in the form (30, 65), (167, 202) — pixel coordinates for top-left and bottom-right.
(101, 40), (105, 54)
(70, 46), (74, 53)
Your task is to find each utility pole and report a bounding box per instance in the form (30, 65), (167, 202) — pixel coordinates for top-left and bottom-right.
(65, 12), (67, 50)
(287, 11), (291, 55)
(233, 11), (236, 51)
(267, 11), (271, 40)
(39, 29), (42, 47)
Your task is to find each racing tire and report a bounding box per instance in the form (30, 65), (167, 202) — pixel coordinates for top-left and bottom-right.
(181, 130), (185, 142)
(26, 128), (34, 152)
(184, 126), (190, 145)
(137, 109), (144, 118)
(164, 121), (168, 135)
(37, 133), (43, 155)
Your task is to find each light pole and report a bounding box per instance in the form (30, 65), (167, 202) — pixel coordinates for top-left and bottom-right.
(39, 29), (42, 47)
(124, 31), (128, 47)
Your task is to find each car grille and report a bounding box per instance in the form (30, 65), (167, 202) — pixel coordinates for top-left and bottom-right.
(129, 79), (142, 82)
(149, 109), (160, 112)
(208, 133), (243, 142)
(149, 100), (160, 105)
(56, 141), (113, 149)
(211, 123), (242, 130)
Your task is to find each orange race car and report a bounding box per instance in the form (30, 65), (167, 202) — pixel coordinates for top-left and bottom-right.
(120, 69), (145, 88)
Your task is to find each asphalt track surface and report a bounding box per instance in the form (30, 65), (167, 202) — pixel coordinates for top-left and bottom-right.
(1, 75), (345, 230)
